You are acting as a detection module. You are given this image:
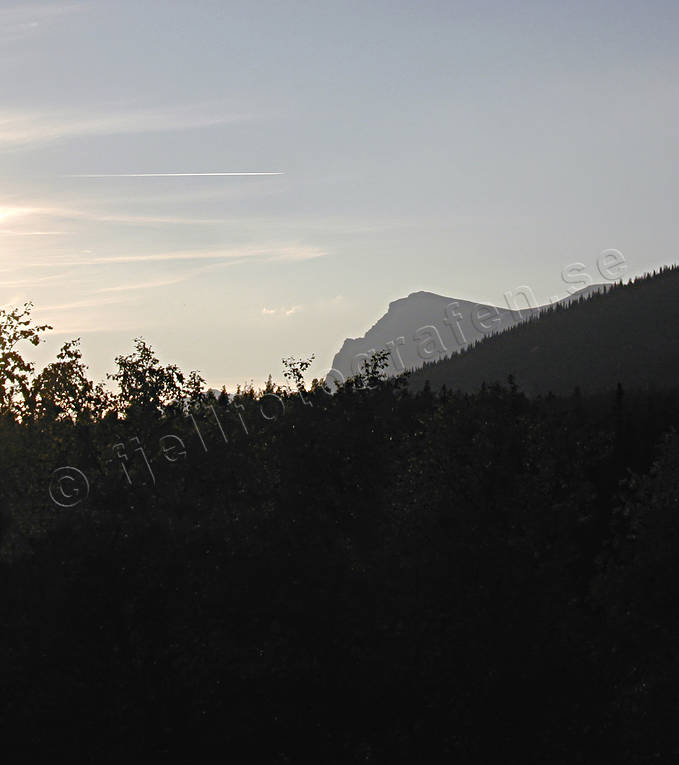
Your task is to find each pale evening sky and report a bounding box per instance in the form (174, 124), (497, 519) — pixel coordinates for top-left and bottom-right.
(1, 0), (678, 388)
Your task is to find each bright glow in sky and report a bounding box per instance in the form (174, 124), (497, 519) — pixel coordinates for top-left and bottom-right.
(2, 0), (678, 388)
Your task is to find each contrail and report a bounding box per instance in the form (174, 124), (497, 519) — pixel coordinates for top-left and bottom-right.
(64, 172), (284, 177)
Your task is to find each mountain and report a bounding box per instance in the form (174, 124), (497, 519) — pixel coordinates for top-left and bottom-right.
(406, 266), (679, 395)
(328, 284), (606, 385)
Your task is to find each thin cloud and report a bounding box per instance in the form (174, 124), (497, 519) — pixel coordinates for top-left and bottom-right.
(15, 205), (236, 227)
(25, 245), (327, 268)
(0, 204), (267, 229)
(261, 305), (304, 317)
(95, 275), (193, 293)
(0, 230), (68, 236)
(0, 206), (38, 222)
(34, 295), (133, 312)
(75, 210), (241, 226)
(0, 273), (69, 287)
(46, 322), (147, 335)
(0, 106), (249, 150)
(92, 257), (255, 293)
(267, 246), (327, 262)
(0, 205), (333, 233)
(66, 172), (284, 178)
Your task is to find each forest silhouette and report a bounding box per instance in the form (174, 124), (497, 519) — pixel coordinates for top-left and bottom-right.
(2, 268), (679, 762)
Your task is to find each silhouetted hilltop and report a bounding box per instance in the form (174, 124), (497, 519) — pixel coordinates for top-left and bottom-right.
(408, 265), (679, 395)
(329, 284), (605, 383)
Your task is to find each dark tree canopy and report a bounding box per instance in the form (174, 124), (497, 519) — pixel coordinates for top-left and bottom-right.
(2, 273), (679, 763)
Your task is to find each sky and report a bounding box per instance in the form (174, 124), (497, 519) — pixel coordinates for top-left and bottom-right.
(1, 0), (678, 389)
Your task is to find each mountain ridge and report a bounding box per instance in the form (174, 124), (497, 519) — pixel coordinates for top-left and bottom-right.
(406, 266), (679, 395)
(329, 283), (607, 384)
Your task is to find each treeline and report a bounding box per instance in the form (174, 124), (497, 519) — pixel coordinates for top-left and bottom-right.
(2, 303), (679, 762)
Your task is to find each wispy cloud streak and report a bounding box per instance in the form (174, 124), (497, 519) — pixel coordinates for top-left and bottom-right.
(24, 245), (326, 267)
(66, 172), (284, 178)
(0, 106), (249, 150)
(0, 230), (68, 236)
(95, 275), (194, 293)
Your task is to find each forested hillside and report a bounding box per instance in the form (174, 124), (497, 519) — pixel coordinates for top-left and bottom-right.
(409, 265), (679, 395)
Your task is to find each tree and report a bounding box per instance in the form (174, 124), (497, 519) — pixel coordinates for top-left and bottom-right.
(282, 354), (315, 395)
(0, 302), (51, 418)
(108, 337), (204, 416)
(28, 339), (108, 421)
(343, 348), (391, 390)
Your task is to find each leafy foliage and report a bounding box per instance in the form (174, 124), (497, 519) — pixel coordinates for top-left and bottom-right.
(28, 339), (109, 421)
(108, 336), (205, 415)
(0, 302), (51, 417)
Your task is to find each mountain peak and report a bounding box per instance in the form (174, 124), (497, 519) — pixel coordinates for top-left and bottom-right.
(329, 284), (608, 384)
